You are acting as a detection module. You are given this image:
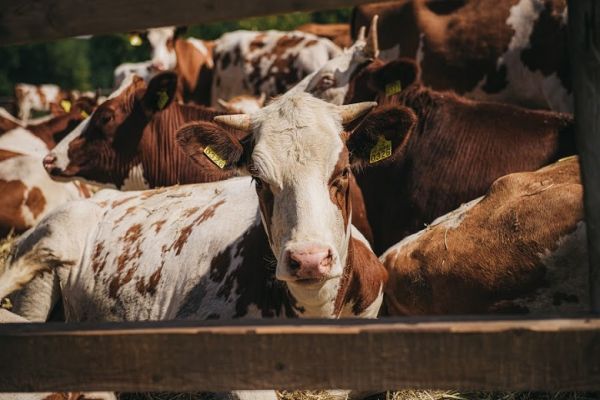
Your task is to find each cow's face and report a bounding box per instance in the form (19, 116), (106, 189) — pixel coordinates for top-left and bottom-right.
(43, 73), (177, 187)
(148, 26), (186, 71)
(177, 92), (415, 294)
(298, 16), (380, 105)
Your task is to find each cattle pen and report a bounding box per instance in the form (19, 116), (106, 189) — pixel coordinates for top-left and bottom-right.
(0, 0), (600, 394)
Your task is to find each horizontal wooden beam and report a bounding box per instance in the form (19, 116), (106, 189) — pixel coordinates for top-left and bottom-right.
(0, 0), (377, 46)
(1, 316), (600, 392)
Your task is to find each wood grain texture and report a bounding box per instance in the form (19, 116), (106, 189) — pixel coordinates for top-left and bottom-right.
(568, 0), (600, 313)
(0, 316), (599, 392)
(0, 0), (380, 46)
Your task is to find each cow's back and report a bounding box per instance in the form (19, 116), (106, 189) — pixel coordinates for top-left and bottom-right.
(382, 157), (586, 315)
(211, 30), (341, 106)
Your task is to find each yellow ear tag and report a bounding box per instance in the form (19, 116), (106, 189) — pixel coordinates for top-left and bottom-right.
(129, 34), (143, 47)
(60, 100), (72, 112)
(385, 80), (402, 97)
(369, 136), (392, 164)
(204, 145), (227, 169)
(80, 110), (89, 118)
(156, 90), (169, 110)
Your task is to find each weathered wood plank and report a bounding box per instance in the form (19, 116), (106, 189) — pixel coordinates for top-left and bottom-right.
(0, 0), (378, 46)
(0, 317), (599, 392)
(568, 1), (600, 313)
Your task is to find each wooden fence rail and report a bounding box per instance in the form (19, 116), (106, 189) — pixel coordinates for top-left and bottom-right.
(0, 0), (378, 46)
(1, 316), (600, 392)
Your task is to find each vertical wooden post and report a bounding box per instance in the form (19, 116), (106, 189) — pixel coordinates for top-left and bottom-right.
(569, 0), (600, 313)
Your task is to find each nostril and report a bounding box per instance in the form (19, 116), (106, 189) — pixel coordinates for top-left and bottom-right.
(42, 155), (56, 168)
(288, 252), (301, 271)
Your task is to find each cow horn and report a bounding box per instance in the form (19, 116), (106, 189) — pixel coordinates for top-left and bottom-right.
(356, 26), (366, 42)
(364, 15), (380, 58)
(338, 102), (377, 124)
(214, 114), (251, 131)
(258, 93), (266, 106)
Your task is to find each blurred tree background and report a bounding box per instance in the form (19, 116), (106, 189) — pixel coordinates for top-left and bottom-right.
(0, 9), (351, 97)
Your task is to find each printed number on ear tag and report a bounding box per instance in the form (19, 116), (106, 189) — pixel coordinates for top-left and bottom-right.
(157, 90), (169, 110)
(369, 136), (392, 164)
(385, 81), (402, 97)
(60, 100), (72, 112)
(204, 146), (227, 169)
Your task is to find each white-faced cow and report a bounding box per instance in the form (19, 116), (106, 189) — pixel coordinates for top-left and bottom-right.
(0, 101), (94, 237)
(351, 0), (571, 111)
(146, 26), (216, 105)
(1, 92), (387, 328)
(382, 156), (587, 315)
(211, 30), (341, 107)
(113, 60), (156, 88)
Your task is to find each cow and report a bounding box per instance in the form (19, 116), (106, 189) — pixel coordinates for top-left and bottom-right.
(41, 73), (374, 243)
(0, 101), (94, 237)
(382, 156), (587, 315)
(296, 23), (353, 48)
(147, 26), (216, 105)
(14, 84), (92, 122)
(217, 93), (266, 114)
(211, 30), (341, 107)
(0, 92), (387, 329)
(350, 0), (571, 111)
(113, 60), (155, 88)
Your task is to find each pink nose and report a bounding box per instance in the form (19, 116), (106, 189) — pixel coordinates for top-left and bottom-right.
(287, 246), (333, 280)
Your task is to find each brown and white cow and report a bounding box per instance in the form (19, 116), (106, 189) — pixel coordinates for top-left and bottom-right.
(296, 23), (353, 48)
(147, 26), (216, 105)
(113, 60), (155, 88)
(0, 101), (95, 237)
(351, 0), (571, 111)
(42, 73), (240, 190)
(1, 92), (387, 327)
(0, 107), (23, 132)
(211, 30), (341, 107)
(382, 156), (587, 315)
(14, 84), (95, 122)
(341, 57), (576, 253)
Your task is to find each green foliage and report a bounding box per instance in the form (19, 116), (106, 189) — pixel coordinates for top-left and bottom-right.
(0, 9), (350, 96)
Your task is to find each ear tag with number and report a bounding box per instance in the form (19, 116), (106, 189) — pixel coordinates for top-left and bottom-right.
(204, 145), (227, 169)
(60, 100), (72, 112)
(385, 80), (402, 97)
(157, 90), (169, 110)
(369, 135), (392, 164)
(80, 110), (89, 118)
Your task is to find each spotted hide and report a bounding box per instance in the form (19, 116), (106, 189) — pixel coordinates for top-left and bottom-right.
(211, 30), (341, 107)
(351, 0), (571, 111)
(147, 26), (215, 105)
(382, 157), (587, 315)
(0, 101), (94, 237)
(1, 93), (387, 326)
(14, 84), (94, 122)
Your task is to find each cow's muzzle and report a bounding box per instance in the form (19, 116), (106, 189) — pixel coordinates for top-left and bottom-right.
(42, 154), (63, 176)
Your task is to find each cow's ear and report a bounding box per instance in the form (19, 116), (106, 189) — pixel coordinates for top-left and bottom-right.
(49, 102), (66, 116)
(176, 121), (250, 171)
(72, 98), (96, 118)
(347, 105), (417, 168)
(368, 58), (419, 94)
(142, 72), (177, 114)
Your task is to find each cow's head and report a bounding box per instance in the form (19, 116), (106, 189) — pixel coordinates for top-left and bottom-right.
(147, 26), (187, 71)
(296, 16), (380, 105)
(43, 72), (177, 187)
(177, 92), (415, 304)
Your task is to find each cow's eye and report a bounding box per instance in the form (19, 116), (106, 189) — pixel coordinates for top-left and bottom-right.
(99, 112), (114, 125)
(341, 167), (350, 178)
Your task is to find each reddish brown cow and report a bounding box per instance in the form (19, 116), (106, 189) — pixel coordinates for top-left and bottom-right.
(351, 0), (571, 111)
(382, 157), (587, 315)
(296, 23), (353, 48)
(344, 58), (575, 253)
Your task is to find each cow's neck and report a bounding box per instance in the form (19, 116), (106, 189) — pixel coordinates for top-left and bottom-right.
(130, 103), (236, 190)
(288, 234), (385, 319)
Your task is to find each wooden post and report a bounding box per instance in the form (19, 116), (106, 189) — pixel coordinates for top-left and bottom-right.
(569, 1), (600, 313)
(0, 0), (378, 46)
